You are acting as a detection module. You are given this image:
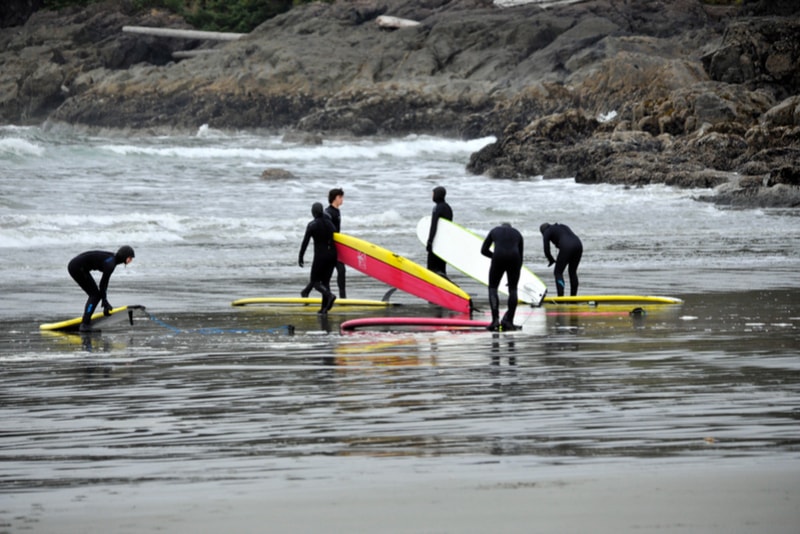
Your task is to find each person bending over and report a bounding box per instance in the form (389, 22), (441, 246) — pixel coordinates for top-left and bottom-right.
(540, 222), (583, 297)
(68, 245), (135, 332)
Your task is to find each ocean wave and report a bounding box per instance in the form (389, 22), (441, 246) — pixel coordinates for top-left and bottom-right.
(0, 212), (293, 249)
(96, 135), (496, 162)
(0, 137), (45, 158)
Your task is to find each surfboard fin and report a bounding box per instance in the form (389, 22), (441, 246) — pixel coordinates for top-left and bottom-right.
(469, 298), (481, 314)
(381, 287), (397, 302)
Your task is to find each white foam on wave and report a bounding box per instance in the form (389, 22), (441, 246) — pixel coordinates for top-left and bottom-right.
(329, 135), (496, 161)
(347, 209), (405, 228)
(196, 124), (217, 138)
(0, 211), (292, 249)
(97, 135), (497, 162)
(0, 137), (45, 157)
(98, 144), (259, 159)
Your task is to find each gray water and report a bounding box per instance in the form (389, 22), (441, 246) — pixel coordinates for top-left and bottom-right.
(1, 125), (799, 524)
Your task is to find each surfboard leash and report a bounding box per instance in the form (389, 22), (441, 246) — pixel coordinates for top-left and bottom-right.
(143, 311), (294, 336)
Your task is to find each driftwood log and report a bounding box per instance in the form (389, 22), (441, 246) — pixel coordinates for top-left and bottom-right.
(122, 25), (245, 41)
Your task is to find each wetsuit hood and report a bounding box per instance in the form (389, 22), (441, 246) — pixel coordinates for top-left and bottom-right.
(311, 202), (324, 218)
(539, 223), (551, 234)
(115, 245), (135, 263)
(432, 186), (447, 203)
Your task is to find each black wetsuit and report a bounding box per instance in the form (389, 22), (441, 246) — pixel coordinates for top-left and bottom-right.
(426, 187), (453, 276)
(302, 204), (346, 298)
(481, 224), (524, 330)
(542, 223), (583, 297)
(299, 207), (338, 312)
(68, 250), (122, 324)
(325, 204), (346, 298)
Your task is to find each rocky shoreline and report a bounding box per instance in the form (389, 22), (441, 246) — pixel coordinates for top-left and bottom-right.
(1, 0), (798, 207)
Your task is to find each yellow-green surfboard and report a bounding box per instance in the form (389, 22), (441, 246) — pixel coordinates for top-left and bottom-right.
(543, 295), (683, 306)
(231, 297), (395, 307)
(40, 305), (146, 332)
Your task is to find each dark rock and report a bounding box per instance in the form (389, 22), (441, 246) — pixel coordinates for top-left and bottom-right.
(282, 131), (323, 145)
(700, 178), (800, 208)
(260, 168), (297, 180)
(0, 0), (43, 28)
(743, 0), (800, 17)
(702, 16), (800, 100)
(771, 165), (800, 187)
(0, 2), (194, 123)
(463, 4), (799, 207)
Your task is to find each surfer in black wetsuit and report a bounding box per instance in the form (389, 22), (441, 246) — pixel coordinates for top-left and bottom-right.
(301, 188), (346, 299)
(68, 246), (135, 332)
(540, 222), (583, 297)
(299, 202), (338, 314)
(481, 223), (524, 332)
(426, 185), (453, 278)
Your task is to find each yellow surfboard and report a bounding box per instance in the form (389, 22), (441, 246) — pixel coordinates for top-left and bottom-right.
(231, 297), (395, 307)
(543, 295), (682, 306)
(39, 305), (146, 332)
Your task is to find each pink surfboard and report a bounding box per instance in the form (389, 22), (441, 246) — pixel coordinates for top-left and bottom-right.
(334, 233), (472, 314)
(340, 316), (491, 332)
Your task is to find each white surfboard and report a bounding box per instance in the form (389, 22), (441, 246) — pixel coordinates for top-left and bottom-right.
(416, 216), (547, 306)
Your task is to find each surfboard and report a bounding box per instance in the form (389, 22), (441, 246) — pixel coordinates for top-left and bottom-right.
(39, 305), (146, 332)
(416, 216), (547, 306)
(334, 233), (472, 314)
(543, 295), (683, 306)
(340, 316), (491, 332)
(231, 297), (396, 307)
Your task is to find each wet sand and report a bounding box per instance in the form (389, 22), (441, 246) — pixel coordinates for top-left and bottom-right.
(7, 459), (799, 533)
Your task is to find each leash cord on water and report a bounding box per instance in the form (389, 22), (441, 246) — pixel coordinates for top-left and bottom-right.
(143, 311), (294, 336)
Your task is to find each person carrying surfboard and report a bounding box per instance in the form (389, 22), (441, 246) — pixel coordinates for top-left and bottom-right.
(426, 185), (453, 279)
(68, 246), (135, 333)
(298, 202), (338, 314)
(481, 223), (523, 332)
(540, 222), (583, 297)
(301, 188), (346, 299)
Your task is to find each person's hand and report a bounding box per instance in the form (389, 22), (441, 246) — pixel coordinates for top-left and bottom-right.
(102, 300), (112, 316)
(547, 259), (555, 267)
(298, 258), (304, 268)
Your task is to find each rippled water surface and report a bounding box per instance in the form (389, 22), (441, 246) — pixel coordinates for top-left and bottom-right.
(3, 289), (798, 488)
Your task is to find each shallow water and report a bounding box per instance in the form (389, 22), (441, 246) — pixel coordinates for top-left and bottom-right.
(2, 289), (798, 491)
(1, 126), (799, 526)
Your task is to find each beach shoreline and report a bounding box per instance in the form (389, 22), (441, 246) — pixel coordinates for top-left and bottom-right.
(5, 457), (798, 533)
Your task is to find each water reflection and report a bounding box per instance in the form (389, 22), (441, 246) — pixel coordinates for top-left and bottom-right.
(490, 332), (516, 366)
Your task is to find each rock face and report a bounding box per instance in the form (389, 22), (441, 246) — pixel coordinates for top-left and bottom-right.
(465, 4), (800, 207)
(0, 1), (194, 124)
(1, 0), (798, 207)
